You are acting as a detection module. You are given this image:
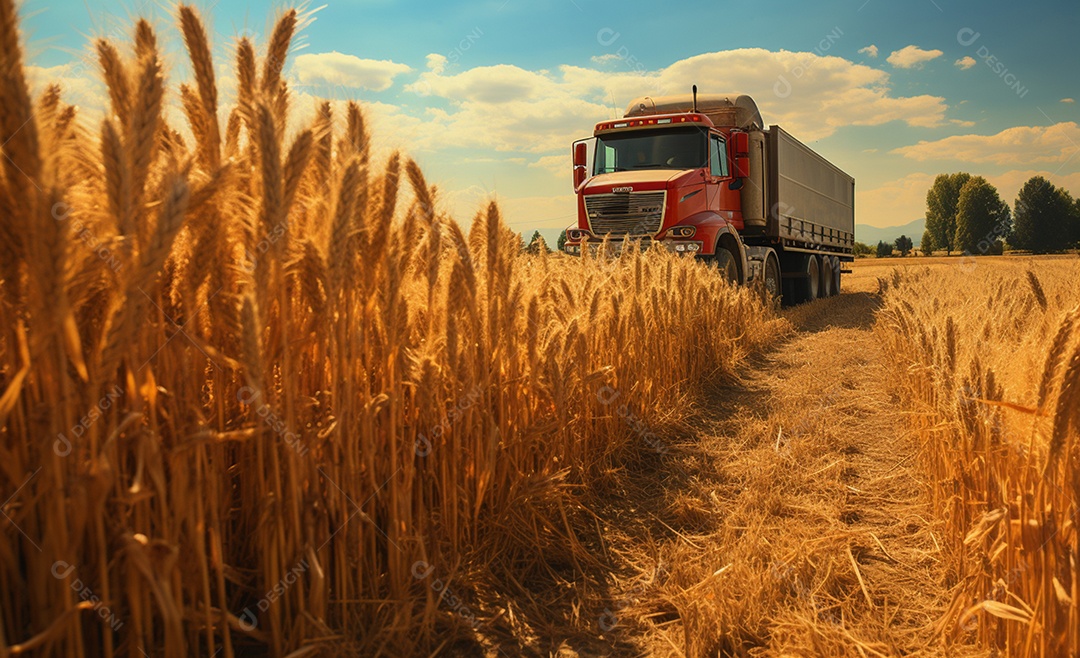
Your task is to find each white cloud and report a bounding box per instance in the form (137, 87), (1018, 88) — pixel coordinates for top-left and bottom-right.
(858, 45), (879, 58)
(1062, 98), (1076, 104)
(886, 45), (943, 69)
(648, 49), (947, 137)
(350, 100), (429, 153)
(529, 154), (569, 178)
(409, 64), (559, 104)
(425, 53), (447, 75)
(590, 53), (623, 65)
(954, 56), (976, 70)
(404, 48), (949, 151)
(26, 63), (105, 117)
(950, 118), (976, 127)
(293, 52), (411, 92)
(892, 122), (1080, 165)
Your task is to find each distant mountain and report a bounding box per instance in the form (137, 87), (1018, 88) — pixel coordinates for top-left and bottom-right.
(856, 219), (925, 246)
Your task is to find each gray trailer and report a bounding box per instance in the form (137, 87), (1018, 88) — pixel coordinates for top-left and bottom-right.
(738, 123), (855, 302)
(761, 126), (855, 254)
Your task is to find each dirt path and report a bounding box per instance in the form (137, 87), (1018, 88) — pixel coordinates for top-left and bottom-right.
(583, 289), (962, 657)
(484, 283), (973, 657)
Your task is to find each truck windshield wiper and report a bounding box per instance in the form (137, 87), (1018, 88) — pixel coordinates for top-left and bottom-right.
(631, 163), (675, 169)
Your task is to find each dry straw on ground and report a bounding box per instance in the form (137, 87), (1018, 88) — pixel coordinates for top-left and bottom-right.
(0, 3), (783, 655)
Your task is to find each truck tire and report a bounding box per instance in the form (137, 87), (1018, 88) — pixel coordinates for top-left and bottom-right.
(763, 253), (781, 302)
(797, 254), (820, 304)
(711, 248), (739, 285)
(832, 257), (841, 295)
(820, 256), (834, 297)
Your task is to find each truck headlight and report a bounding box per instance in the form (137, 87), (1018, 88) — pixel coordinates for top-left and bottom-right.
(667, 226), (696, 238)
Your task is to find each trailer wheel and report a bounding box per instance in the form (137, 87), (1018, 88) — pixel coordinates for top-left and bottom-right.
(763, 253), (781, 302)
(832, 257), (841, 295)
(820, 256), (834, 297)
(711, 248), (739, 285)
(797, 254), (820, 303)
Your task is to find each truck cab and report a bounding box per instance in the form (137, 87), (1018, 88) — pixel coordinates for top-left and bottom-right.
(566, 112), (748, 282)
(564, 91), (855, 304)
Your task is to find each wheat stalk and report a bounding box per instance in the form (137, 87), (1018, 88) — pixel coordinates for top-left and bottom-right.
(178, 4), (220, 169)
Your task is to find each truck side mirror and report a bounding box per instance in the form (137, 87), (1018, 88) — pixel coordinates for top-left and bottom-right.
(733, 131), (749, 154)
(734, 156), (750, 178)
(732, 131), (750, 178)
(573, 141), (588, 189)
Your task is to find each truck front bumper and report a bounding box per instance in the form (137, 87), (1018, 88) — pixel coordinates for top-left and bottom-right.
(564, 239), (704, 256)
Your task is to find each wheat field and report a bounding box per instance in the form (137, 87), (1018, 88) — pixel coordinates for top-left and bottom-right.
(0, 4), (785, 655)
(873, 257), (1080, 657)
(3, 2), (1079, 657)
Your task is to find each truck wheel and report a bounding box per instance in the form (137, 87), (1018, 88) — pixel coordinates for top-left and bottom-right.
(763, 253), (781, 301)
(797, 254), (819, 303)
(820, 256), (834, 297)
(711, 248), (739, 285)
(832, 257), (841, 295)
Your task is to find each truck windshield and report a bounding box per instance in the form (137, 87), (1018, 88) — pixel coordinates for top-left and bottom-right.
(593, 127), (708, 174)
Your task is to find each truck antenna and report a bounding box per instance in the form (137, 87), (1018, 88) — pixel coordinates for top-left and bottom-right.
(692, 85), (698, 113)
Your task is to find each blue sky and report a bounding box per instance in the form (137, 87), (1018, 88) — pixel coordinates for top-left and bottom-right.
(22, 0), (1080, 234)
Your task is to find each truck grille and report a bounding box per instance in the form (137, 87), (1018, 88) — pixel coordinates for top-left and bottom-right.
(585, 192), (666, 237)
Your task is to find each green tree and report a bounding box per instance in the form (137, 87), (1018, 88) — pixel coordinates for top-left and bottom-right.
(1073, 198), (1080, 248)
(852, 241), (873, 257)
(876, 240), (893, 258)
(526, 230), (548, 254)
(1012, 176), (1074, 252)
(920, 229), (936, 255)
(954, 176), (1010, 255)
(895, 234), (913, 256)
(925, 172), (972, 254)
(557, 228), (567, 252)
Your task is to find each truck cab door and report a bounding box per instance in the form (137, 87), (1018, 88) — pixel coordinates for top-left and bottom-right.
(706, 134), (729, 210)
(572, 138), (596, 190)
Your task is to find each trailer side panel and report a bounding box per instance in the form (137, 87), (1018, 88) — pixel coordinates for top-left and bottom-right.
(766, 126), (855, 254)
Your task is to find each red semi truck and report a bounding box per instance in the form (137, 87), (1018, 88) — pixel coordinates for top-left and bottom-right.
(564, 90), (855, 303)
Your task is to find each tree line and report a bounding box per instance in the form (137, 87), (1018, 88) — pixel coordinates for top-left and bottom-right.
(922, 173), (1080, 254)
